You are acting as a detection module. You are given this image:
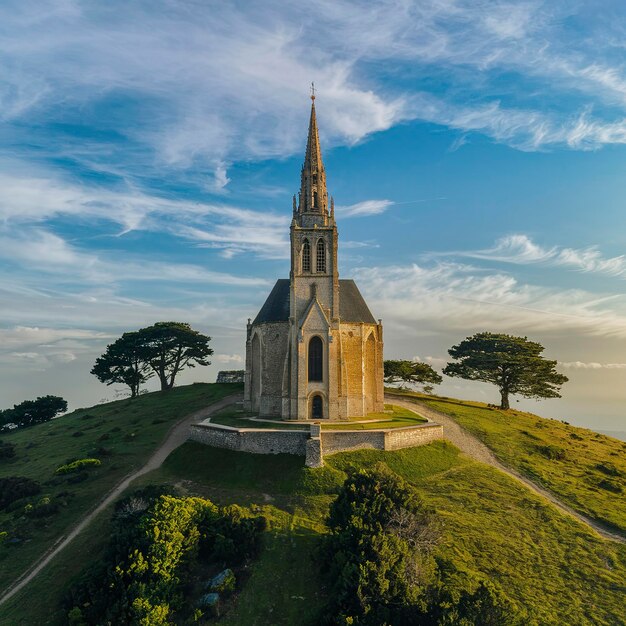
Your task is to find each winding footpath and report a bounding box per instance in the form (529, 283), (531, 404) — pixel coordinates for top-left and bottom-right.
(0, 393), (243, 608)
(388, 394), (626, 544)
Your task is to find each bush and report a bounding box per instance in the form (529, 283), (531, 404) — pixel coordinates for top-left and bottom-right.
(0, 476), (41, 510)
(596, 462), (622, 477)
(324, 463), (440, 624)
(65, 494), (265, 625)
(536, 444), (567, 461)
(0, 440), (16, 460)
(597, 479), (622, 494)
(55, 459), (101, 475)
(25, 496), (59, 518)
(205, 504), (266, 564)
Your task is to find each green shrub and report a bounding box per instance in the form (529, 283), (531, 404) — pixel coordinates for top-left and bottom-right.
(536, 444), (566, 461)
(597, 478), (622, 493)
(55, 458), (101, 475)
(324, 463), (440, 624)
(0, 440), (16, 459)
(0, 476), (41, 510)
(595, 462), (622, 477)
(64, 494), (264, 625)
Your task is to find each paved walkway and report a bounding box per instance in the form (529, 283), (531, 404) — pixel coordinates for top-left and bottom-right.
(387, 393), (625, 544)
(0, 393), (243, 607)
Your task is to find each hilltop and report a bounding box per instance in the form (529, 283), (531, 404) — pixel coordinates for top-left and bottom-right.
(0, 384), (625, 624)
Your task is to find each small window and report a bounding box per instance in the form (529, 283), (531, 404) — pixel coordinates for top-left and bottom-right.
(308, 336), (323, 382)
(302, 239), (311, 272)
(316, 239), (326, 273)
(313, 191), (319, 210)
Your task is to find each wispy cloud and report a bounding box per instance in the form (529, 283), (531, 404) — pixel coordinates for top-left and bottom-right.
(336, 199), (394, 218)
(457, 234), (626, 278)
(354, 261), (626, 339)
(559, 361), (626, 370)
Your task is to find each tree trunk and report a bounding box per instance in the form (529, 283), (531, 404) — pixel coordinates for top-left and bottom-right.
(500, 389), (510, 410)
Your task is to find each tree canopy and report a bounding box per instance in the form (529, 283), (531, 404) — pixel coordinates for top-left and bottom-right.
(91, 322), (213, 397)
(0, 395), (67, 429)
(443, 332), (568, 410)
(91, 331), (154, 398)
(384, 360), (442, 393)
(138, 322), (213, 391)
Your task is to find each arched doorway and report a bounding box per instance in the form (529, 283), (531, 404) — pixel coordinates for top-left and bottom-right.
(311, 394), (323, 420)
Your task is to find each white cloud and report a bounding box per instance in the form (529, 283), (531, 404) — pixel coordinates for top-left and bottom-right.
(2, 0), (626, 167)
(354, 261), (626, 339)
(459, 234), (626, 278)
(336, 199), (394, 218)
(214, 353), (244, 364)
(560, 361), (626, 370)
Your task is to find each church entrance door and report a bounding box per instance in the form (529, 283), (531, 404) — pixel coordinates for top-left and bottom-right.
(311, 395), (323, 420)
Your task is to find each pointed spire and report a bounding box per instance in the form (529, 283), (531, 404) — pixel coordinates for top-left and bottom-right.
(298, 87), (328, 217)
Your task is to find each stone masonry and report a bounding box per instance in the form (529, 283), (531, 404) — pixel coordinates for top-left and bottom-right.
(244, 95), (384, 421)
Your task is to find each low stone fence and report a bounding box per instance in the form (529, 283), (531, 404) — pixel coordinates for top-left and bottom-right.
(321, 423), (443, 455)
(189, 420), (443, 467)
(189, 423), (307, 456)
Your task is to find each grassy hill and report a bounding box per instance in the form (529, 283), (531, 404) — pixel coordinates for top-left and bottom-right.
(0, 383), (241, 592)
(389, 389), (626, 534)
(1, 384), (625, 625)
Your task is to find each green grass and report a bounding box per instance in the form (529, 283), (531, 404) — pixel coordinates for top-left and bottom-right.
(322, 404), (427, 429)
(0, 382), (241, 591)
(139, 441), (626, 625)
(2, 385), (626, 625)
(390, 390), (626, 534)
(209, 403), (427, 431)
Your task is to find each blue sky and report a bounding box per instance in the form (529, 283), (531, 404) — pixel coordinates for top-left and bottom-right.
(2, 0), (626, 436)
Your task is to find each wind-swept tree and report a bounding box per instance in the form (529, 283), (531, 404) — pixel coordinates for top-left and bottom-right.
(384, 359), (442, 393)
(443, 332), (568, 410)
(136, 322), (213, 391)
(1, 396), (67, 429)
(91, 331), (154, 398)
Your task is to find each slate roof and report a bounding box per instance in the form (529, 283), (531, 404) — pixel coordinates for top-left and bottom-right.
(252, 278), (377, 325)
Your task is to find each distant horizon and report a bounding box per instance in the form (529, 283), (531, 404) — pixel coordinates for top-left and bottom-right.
(1, 1), (626, 439)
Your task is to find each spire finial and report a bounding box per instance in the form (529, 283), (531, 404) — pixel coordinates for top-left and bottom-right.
(310, 81), (316, 102)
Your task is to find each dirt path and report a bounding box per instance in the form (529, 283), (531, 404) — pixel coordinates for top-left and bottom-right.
(387, 394), (626, 544)
(0, 393), (243, 607)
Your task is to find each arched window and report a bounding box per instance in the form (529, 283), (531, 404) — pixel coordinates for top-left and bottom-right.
(302, 239), (311, 273)
(313, 191), (319, 210)
(316, 239), (326, 273)
(308, 336), (323, 382)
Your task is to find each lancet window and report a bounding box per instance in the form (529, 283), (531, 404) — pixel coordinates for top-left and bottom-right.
(308, 336), (323, 382)
(316, 238), (326, 273)
(302, 239), (311, 272)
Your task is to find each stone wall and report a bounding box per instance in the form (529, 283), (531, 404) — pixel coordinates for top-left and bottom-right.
(189, 421), (443, 466)
(190, 423), (307, 456)
(321, 423), (443, 456)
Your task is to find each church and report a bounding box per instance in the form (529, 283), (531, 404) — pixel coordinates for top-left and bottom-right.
(244, 95), (384, 420)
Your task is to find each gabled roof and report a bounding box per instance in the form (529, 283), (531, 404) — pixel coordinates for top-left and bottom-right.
(252, 279), (377, 325)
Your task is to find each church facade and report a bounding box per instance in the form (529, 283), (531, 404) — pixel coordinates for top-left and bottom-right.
(244, 97), (384, 420)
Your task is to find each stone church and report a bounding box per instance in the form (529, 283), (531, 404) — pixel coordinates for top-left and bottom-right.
(244, 95), (384, 420)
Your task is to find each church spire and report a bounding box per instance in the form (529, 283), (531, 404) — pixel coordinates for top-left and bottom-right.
(298, 84), (328, 217)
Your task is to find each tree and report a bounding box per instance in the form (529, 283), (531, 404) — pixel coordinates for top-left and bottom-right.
(384, 360), (442, 393)
(137, 322), (213, 391)
(325, 463), (441, 624)
(91, 332), (154, 398)
(443, 332), (568, 410)
(0, 395), (67, 429)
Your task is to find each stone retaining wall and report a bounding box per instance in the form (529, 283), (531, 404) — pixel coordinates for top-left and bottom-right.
(189, 420), (443, 467)
(190, 424), (308, 456)
(321, 423), (443, 455)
